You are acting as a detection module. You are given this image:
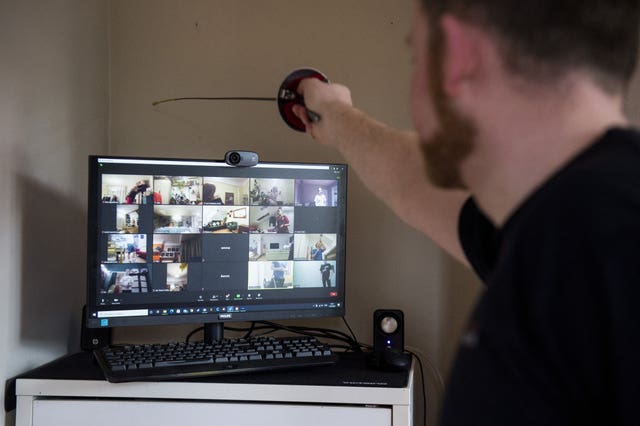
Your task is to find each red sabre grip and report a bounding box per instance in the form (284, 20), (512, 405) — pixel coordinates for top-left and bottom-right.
(277, 68), (329, 132)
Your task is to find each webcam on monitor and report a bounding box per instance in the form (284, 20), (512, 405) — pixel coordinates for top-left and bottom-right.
(225, 150), (259, 167)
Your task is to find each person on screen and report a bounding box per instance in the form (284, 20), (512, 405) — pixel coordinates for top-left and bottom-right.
(275, 208), (290, 233)
(314, 188), (327, 206)
(288, 235), (295, 260)
(119, 270), (134, 292)
(271, 261), (287, 288)
(125, 180), (150, 204)
(309, 238), (326, 260)
(291, 0), (640, 423)
(262, 186), (282, 206)
(126, 242), (137, 262)
(319, 262), (334, 288)
(203, 183), (224, 204)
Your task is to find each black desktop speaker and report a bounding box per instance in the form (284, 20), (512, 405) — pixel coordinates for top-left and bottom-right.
(373, 309), (405, 352)
(371, 309), (411, 370)
(81, 305), (112, 351)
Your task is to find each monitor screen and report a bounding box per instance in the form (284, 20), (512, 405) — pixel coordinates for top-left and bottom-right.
(85, 155), (347, 330)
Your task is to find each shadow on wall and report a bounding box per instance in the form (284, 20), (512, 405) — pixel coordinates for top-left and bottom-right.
(17, 174), (85, 353)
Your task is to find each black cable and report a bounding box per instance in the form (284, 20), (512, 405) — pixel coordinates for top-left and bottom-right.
(328, 344), (357, 351)
(256, 321), (362, 350)
(185, 320), (362, 354)
(242, 321), (257, 339)
(405, 349), (428, 426)
(185, 323), (278, 342)
(287, 324), (355, 342)
(258, 321), (345, 341)
(185, 326), (204, 343)
(341, 316), (364, 351)
(152, 96), (276, 106)
(224, 324), (273, 333)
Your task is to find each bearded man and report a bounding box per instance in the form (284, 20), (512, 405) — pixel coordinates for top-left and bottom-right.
(293, 0), (640, 423)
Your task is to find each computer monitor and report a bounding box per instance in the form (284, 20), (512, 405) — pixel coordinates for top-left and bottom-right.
(85, 155), (347, 341)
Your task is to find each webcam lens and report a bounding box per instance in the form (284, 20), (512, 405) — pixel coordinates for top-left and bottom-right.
(229, 152), (241, 164)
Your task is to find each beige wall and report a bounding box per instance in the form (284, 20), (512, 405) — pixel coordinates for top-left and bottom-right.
(108, 0), (640, 382)
(0, 0), (109, 423)
(108, 0), (445, 380)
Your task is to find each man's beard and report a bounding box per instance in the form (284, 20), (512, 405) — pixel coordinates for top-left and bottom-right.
(420, 28), (476, 190)
(421, 105), (475, 189)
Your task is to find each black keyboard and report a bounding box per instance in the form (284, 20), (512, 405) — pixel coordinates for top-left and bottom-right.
(94, 335), (338, 383)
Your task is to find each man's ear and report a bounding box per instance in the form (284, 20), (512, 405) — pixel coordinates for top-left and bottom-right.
(440, 14), (481, 97)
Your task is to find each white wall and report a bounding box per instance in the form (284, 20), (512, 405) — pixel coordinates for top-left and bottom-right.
(0, 0), (109, 423)
(108, 0), (444, 378)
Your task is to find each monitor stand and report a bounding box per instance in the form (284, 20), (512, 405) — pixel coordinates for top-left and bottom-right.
(203, 322), (224, 344)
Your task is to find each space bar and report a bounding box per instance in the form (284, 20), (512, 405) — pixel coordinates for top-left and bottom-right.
(154, 358), (213, 367)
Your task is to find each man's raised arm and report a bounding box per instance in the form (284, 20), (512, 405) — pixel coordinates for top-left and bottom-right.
(293, 78), (470, 265)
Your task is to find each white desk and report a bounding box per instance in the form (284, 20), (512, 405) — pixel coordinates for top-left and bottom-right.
(12, 352), (415, 426)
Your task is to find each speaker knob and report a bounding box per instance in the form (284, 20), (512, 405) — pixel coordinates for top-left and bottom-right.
(380, 316), (398, 334)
